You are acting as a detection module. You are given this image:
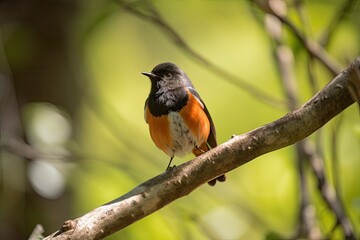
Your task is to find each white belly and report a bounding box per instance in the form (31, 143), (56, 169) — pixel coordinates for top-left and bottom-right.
(168, 111), (197, 157)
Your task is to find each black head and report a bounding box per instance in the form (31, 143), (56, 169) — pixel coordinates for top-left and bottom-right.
(142, 62), (193, 89)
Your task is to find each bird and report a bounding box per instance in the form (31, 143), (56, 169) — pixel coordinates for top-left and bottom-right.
(142, 62), (226, 186)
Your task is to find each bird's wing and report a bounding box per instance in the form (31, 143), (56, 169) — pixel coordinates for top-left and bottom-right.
(187, 87), (217, 148)
(144, 98), (149, 123)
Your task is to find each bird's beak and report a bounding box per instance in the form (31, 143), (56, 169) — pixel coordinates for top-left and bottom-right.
(141, 72), (157, 78)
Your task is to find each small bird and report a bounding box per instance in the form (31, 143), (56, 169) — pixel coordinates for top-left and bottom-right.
(142, 62), (226, 186)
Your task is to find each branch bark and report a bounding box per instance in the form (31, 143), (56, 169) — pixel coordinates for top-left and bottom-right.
(43, 58), (359, 240)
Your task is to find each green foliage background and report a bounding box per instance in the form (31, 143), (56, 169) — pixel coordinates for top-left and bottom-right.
(1, 0), (360, 239)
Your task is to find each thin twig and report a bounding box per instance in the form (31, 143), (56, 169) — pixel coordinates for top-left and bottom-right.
(294, 0), (320, 93)
(294, 0), (313, 39)
(320, 0), (358, 47)
(254, 0), (343, 76)
(299, 140), (355, 239)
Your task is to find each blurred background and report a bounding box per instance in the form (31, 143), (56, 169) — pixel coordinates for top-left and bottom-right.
(0, 0), (359, 239)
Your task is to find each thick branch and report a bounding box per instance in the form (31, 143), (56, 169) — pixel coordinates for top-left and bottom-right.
(44, 58), (359, 240)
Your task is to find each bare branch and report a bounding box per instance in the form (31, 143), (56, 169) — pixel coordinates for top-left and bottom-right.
(43, 58), (359, 240)
(254, 0), (343, 76)
(299, 140), (355, 239)
(320, 0), (358, 47)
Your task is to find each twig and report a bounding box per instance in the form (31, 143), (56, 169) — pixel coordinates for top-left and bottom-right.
(294, 0), (313, 38)
(254, 0), (343, 76)
(320, 0), (358, 47)
(331, 115), (344, 198)
(298, 140), (355, 239)
(294, 0), (320, 94)
(42, 58), (359, 240)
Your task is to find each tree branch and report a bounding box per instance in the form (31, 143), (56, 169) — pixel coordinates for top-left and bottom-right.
(43, 58), (359, 240)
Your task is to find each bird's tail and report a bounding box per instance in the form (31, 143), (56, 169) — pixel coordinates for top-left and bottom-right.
(193, 143), (226, 186)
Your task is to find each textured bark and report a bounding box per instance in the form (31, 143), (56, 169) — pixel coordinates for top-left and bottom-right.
(44, 58), (359, 240)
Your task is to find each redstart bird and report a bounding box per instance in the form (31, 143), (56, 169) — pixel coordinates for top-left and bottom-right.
(142, 62), (226, 186)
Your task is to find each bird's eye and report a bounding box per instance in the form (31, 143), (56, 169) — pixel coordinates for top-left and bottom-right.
(166, 73), (172, 78)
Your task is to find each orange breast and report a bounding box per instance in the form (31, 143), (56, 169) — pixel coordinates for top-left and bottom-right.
(145, 106), (173, 157)
(179, 90), (210, 152)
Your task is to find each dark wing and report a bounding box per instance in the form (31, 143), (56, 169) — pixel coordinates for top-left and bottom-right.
(144, 98), (149, 123)
(187, 87), (217, 148)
